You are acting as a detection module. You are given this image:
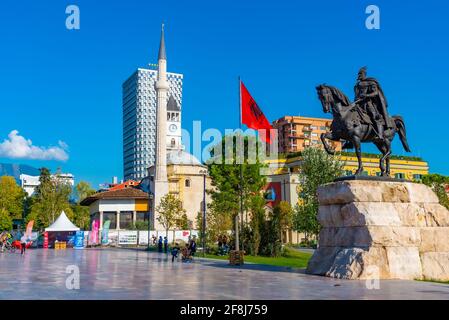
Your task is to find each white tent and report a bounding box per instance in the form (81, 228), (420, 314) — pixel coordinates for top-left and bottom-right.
(45, 211), (80, 232)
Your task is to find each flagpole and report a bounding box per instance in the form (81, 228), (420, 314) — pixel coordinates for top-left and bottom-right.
(235, 76), (242, 253)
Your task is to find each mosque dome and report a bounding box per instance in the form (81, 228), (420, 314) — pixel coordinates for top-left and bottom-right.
(167, 150), (203, 166)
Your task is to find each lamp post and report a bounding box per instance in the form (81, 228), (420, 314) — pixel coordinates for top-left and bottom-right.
(145, 167), (154, 251)
(146, 193), (154, 251)
(199, 169), (207, 257)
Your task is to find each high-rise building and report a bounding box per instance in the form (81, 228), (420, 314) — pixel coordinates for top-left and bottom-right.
(122, 47), (183, 181)
(272, 116), (342, 154)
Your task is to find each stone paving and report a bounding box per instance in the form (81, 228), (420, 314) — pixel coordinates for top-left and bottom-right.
(0, 248), (448, 300)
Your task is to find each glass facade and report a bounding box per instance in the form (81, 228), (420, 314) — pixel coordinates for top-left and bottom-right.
(136, 211), (149, 222)
(103, 212), (117, 230)
(120, 211), (133, 229)
(122, 68), (183, 181)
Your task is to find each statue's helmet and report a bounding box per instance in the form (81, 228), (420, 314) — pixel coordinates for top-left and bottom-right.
(358, 66), (367, 80)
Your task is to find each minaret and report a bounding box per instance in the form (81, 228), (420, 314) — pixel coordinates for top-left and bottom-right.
(153, 24), (169, 229)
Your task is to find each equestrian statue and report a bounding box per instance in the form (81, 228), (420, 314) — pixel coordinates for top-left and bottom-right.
(316, 67), (411, 177)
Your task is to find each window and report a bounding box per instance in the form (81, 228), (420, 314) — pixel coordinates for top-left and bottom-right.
(136, 212), (149, 222)
(413, 174), (423, 181)
(103, 212), (117, 229)
(120, 211), (133, 229)
(185, 179), (191, 187)
(395, 173), (405, 179)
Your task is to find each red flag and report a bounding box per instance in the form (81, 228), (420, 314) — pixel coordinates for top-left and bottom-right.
(240, 81), (273, 143)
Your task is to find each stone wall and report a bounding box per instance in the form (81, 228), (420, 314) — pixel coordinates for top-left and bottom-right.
(306, 180), (449, 281)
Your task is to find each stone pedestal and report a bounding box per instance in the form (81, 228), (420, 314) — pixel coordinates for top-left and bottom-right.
(306, 180), (449, 281)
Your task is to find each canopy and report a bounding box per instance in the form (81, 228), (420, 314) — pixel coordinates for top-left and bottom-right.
(45, 211), (80, 232)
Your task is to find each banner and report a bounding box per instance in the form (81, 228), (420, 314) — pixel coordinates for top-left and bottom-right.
(83, 231), (89, 247)
(74, 231), (84, 249)
(25, 220), (34, 238)
(118, 231), (138, 245)
(89, 219), (99, 245)
(43, 232), (49, 249)
(138, 231), (158, 246)
(101, 220), (111, 245)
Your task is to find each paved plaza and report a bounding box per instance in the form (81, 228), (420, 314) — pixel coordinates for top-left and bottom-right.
(1, 248), (448, 300)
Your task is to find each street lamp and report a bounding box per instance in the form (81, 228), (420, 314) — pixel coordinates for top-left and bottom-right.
(145, 166), (155, 251)
(147, 193), (154, 251)
(199, 169), (208, 257)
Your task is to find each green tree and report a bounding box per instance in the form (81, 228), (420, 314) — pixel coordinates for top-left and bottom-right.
(0, 208), (13, 231)
(197, 205), (233, 250)
(207, 134), (267, 251)
(29, 168), (73, 229)
(273, 201), (293, 244)
(156, 194), (186, 241)
(293, 147), (344, 239)
(0, 176), (26, 219)
(70, 204), (90, 230)
(422, 174), (449, 209)
(75, 181), (95, 203)
(70, 181), (96, 230)
(247, 195), (265, 255)
(176, 213), (191, 230)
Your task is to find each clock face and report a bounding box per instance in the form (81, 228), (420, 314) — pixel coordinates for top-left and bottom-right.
(169, 124), (177, 132)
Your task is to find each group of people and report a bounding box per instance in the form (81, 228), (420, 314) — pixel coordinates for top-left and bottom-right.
(147, 234), (200, 262)
(217, 234), (230, 256)
(0, 231), (32, 255)
(170, 238), (197, 263)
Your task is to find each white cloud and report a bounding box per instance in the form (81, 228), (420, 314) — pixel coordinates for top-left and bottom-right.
(0, 130), (69, 161)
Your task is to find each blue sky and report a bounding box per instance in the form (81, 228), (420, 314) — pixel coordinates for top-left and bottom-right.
(0, 0), (448, 188)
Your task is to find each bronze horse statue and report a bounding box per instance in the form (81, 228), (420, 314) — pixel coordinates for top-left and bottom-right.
(316, 84), (410, 177)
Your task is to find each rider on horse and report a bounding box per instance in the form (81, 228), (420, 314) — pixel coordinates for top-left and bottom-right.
(354, 67), (394, 140)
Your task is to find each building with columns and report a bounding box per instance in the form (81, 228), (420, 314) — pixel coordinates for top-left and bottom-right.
(80, 188), (149, 230)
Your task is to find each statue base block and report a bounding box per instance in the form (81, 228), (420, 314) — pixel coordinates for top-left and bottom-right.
(306, 180), (449, 281)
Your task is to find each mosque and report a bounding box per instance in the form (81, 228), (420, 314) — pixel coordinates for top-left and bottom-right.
(141, 26), (211, 231)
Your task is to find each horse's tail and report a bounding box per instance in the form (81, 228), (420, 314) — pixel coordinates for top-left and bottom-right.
(393, 115), (411, 152)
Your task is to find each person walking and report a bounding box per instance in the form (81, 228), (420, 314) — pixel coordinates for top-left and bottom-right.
(171, 243), (180, 262)
(20, 234), (28, 255)
(189, 238), (197, 257)
(163, 237), (168, 253)
(158, 236), (163, 252)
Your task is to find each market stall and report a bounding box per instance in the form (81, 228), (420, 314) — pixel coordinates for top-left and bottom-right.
(44, 211), (80, 248)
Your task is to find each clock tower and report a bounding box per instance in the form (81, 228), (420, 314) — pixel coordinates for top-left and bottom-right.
(166, 95), (182, 150)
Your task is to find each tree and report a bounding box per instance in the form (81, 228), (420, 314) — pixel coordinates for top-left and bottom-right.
(273, 201), (293, 244)
(70, 204), (90, 230)
(69, 181), (96, 230)
(293, 147), (344, 239)
(75, 181), (95, 203)
(422, 174), (449, 209)
(208, 134), (267, 251)
(0, 176), (26, 219)
(156, 194), (186, 241)
(176, 213), (191, 230)
(247, 195), (265, 255)
(0, 208), (13, 231)
(197, 206), (233, 249)
(29, 168), (73, 229)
